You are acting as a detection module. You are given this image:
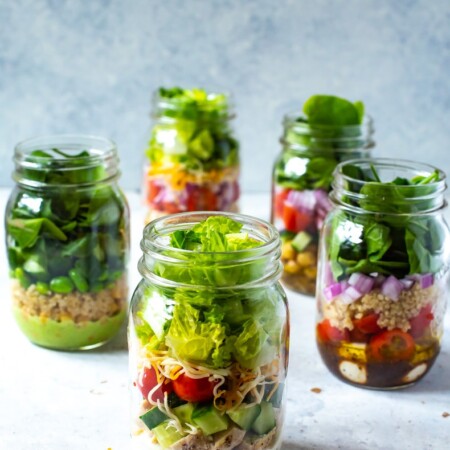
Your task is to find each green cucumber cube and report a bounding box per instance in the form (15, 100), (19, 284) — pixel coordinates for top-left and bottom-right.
(291, 231), (312, 252)
(173, 403), (195, 425)
(152, 421), (185, 447)
(192, 405), (229, 436)
(140, 407), (168, 430)
(227, 404), (261, 430)
(251, 401), (276, 435)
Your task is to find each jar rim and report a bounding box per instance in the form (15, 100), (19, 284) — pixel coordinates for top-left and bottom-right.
(331, 157), (447, 215)
(13, 134), (120, 188)
(152, 88), (235, 121)
(141, 211), (280, 257)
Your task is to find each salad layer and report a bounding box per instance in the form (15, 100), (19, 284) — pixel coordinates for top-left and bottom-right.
(130, 216), (288, 449)
(317, 162), (448, 388)
(317, 272), (444, 388)
(272, 95), (369, 295)
(12, 277), (127, 349)
(144, 88), (240, 218)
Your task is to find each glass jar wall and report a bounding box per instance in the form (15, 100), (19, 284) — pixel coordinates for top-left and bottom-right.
(272, 113), (374, 295)
(129, 212), (289, 450)
(143, 88), (240, 223)
(5, 135), (130, 350)
(316, 158), (449, 389)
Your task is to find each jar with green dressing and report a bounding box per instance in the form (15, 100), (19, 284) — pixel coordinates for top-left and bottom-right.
(5, 135), (130, 350)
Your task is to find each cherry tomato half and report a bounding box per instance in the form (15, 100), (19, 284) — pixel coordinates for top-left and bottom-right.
(409, 304), (434, 339)
(353, 313), (382, 335)
(368, 329), (415, 362)
(317, 319), (349, 343)
(282, 203), (313, 233)
(137, 366), (172, 402)
(274, 189), (290, 218)
(172, 374), (217, 403)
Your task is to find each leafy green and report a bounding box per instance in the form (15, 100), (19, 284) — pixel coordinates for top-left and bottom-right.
(303, 95), (363, 126)
(146, 87), (238, 171)
(327, 164), (446, 279)
(6, 150), (128, 293)
(274, 94), (367, 191)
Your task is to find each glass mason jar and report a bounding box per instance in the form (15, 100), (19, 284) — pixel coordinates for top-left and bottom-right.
(129, 212), (288, 450)
(316, 158), (449, 389)
(271, 113), (374, 295)
(5, 135), (130, 350)
(143, 88), (240, 223)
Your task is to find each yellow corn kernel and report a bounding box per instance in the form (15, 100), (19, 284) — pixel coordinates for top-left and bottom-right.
(281, 242), (295, 260)
(296, 251), (316, 267)
(284, 260), (301, 274)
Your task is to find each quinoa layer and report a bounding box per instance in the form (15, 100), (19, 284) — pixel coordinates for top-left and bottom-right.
(11, 276), (127, 323)
(322, 283), (445, 333)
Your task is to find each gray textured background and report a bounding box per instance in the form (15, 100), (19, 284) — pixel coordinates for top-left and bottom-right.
(1, 0), (449, 192)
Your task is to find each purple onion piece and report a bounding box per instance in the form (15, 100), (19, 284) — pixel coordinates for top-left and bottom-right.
(381, 275), (404, 301)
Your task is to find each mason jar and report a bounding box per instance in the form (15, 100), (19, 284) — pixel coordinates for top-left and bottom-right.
(143, 88), (240, 223)
(316, 158), (449, 389)
(5, 135), (130, 350)
(129, 212), (288, 450)
(271, 113), (374, 295)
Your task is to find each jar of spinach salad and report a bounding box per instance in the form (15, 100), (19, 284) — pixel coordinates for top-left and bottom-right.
(129, 212), (288, 450)
(272, 95), (374, 296)
(143, 87), (240, 223)
(5, 135), (130, 350)
(316, 158), (449, 389)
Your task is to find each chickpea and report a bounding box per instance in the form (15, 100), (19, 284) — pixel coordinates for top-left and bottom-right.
(284, 260), (301, 274)
(304, 266), (317, 279)
(281, 242), (295, 260)
(296, 251), (316, 267)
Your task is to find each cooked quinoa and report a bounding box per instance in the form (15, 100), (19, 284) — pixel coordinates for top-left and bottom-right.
(322, 283), (444, 333)
(11, 276), (127, 323)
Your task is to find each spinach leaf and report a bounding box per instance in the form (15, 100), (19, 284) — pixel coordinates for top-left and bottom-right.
(303, 95), (363, 126)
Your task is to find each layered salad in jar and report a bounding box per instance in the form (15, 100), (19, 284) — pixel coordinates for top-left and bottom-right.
(6, 147), (129, 349)
(130, 216), (288, 449)
(272, 95), (372, 295)
(144, 88), (240, 223)
(317, 162), (449, 388)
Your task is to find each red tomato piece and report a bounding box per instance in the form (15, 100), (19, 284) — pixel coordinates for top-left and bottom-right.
(409, 304), (434, 339)
(369, 329), (415, 362)
(353, 313), (382, 335)
(274, 189), (290, 218)
(172, 374), (217, 403)
(146, 181), (162, 205)
(137, 366), (172, 402)
(163, 202), (183, 214)
(282, 203), (313, 233)
(317, 319), (349, 343)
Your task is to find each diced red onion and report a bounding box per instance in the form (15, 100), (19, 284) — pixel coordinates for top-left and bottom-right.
(340, 286), (363, 304)
(400, 278), (415, 289)
(323, 262), (334, 287)
(381, 275), (404, 301)
(348, 273), (375, 294)
(407, 273), (434, 289)
(314, 189), (333, 212)
(286, 190), (316, 212)
(324, 282), (343, 301)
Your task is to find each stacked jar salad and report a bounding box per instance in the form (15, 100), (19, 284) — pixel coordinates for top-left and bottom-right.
(129, 214), (288, 450)
(143, 88), (240, 223)
(5, 136), (130, 350)
(272, 95), (374, 295)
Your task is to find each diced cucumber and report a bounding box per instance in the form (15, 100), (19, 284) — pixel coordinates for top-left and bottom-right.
(251, 401), (276, 435)
(152, 421), (185, 448)
(192, 404), (229, 436)
(140, 407), (168, 430)
(173, 403), (195, 425)
(227, 404), (261, 430)
(291, 231), (312, 252)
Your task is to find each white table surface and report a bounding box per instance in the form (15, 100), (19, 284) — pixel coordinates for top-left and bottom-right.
(0, 188), (449, 450)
